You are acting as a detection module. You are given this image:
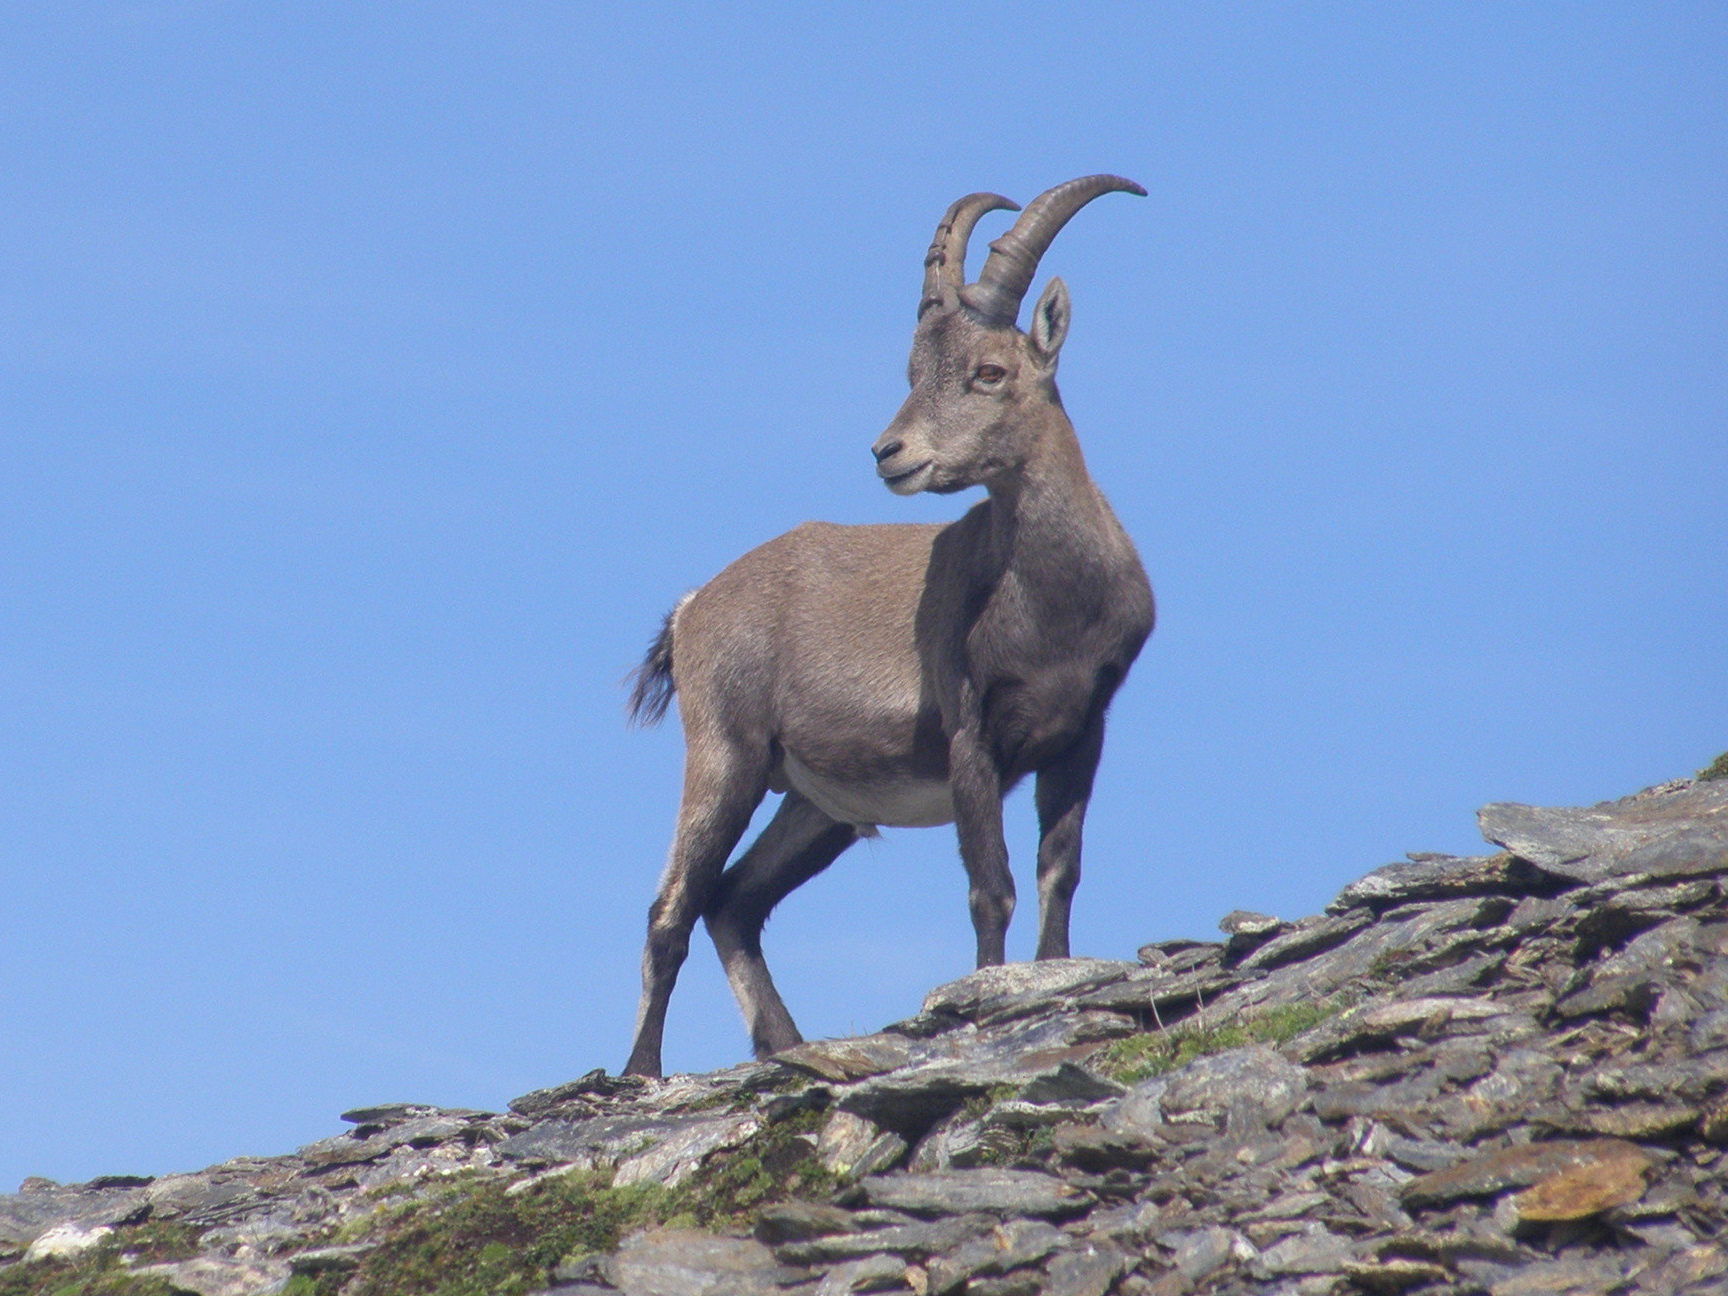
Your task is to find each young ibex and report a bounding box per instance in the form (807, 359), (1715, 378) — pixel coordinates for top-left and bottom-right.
(623, 175), (1153, 1078)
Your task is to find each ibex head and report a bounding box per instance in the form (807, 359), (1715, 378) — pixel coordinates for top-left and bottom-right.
(872, 175), (1146, 496)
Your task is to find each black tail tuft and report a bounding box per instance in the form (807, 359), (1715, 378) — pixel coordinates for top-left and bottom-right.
(625, 607), (678, 727)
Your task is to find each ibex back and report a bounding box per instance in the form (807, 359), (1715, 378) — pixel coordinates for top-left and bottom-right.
(624, 176), (1153, 1078)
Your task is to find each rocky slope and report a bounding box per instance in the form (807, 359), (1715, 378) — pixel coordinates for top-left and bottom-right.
(5, 769), (1728, 1296)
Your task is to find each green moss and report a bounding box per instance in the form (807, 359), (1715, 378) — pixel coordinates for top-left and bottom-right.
(1094, 999), (1344, 1086)
(0, 1268), (181, 1296)
(279, 1274), (347, 1296)
(1366, 948), (1413, 981)
(3, 1110), (844, 1296)
(663, 1089), (743, 1115)
(334, 1110), (838, 1296)
(1698, 751), (1728, 782)
(340, 1169), (675, 1296)
(682, 1109), (837, 1228)
(0, 1222), (206, 1296)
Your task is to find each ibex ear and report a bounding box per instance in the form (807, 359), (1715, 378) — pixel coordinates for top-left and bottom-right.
(1028, 277), (1070, 363)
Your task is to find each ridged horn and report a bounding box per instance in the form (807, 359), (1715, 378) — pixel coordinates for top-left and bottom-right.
(919, 192), (1019, 317)
(963, 174), (1147, 324)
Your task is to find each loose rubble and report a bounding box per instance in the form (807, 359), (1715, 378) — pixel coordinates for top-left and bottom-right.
(5, 774), (1727, 1295)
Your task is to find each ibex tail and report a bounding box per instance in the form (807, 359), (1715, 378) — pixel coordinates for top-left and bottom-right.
(625, 606), (678, 727)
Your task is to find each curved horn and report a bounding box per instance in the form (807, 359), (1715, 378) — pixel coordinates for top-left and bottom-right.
(919, 192), (1020, 317)
(963, 174), (1147, 324)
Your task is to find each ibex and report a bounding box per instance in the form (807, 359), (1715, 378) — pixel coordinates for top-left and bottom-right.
(623, 175), (1153, 1078)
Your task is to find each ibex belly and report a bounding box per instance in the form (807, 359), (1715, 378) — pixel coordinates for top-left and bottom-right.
(781, 752), (954, 830)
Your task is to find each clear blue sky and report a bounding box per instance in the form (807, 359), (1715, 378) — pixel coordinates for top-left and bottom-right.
(4, 3), (1724, 1191)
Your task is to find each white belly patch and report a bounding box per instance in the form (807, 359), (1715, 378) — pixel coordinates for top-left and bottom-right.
(782, 753), (954, 830)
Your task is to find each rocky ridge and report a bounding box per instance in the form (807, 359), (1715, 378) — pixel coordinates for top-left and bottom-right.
(5, 771), (1728, 1296)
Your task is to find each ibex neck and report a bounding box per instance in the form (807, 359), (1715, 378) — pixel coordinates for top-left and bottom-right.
(983, 411), (1117, 560)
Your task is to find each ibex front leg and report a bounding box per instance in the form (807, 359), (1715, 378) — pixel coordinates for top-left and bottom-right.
(1032, 714), (1106, 960)
(949, 724), (1015, 966)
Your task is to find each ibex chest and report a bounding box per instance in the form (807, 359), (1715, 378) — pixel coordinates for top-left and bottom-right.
(978, 665), (1108, 776)
(969, 567), (1150, 773)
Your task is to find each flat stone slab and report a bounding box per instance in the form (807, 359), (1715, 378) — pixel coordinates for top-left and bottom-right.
(1234, 911), (1373, 973)
(603, 1228), (793, 1296)
(0, 1183), (149, 1248)
(774, 1212), (993, 1265)
(921, 960), (1137, 1019)
(860, 1169), (1088, 1218)
(1327, 853), (1531, 913)
(1294, 995), (1510, 1063)
(497, 1111), (757, 1185)
(922, 1218), (1065, 1289)
(613, 1114), (760, 1188)
(134, 1256), (293, 1296)
(1401, 1137), (1654, 1208)
(1478, 780), (1728, 884)
(1158, 1044), (1311, 1128)
(833, 1015), (1120, 1136)
(1512, 1147), (1653, 1222)
(1044, 1240), (1130, 1296)
(774, 1034), (919, 1083)
(22, 1222), (113, 1263)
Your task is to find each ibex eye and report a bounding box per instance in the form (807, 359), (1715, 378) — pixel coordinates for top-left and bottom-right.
(974, 365), (1007, 384)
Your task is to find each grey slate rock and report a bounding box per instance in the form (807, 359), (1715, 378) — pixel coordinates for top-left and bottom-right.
(497, 1112), (744, 1173)
(752, 1200), (861, 1244)
(1159, 1225), (1241, 1281)
(773, 1212), (993, 1265)
(920, 959), (1137, 1021)
(602, 1228), (794, 1296)
(813, 1253), (907, 1295)
(774, 1035), (917, 1083)
(1478, 780), (1728, 884)
(964, 1277), (1044, 1296)
(143, 1173), (256, 1221)
(818, 1110), (910, 1177)
(0, 1183), (148, 1248)
(1159, 1045), (1311, 1131)
(834, 1014), (1125, 1137)
(1042, 1240), (1129, 1296)
(1099, 1072), (1172, 1143)
(1234, 910), (1373, 972)
(1219, 910), (1289, 962)
(1071, 963), (1238, 1021)
(922, 1217), (1065, 1291)
(339, 1101), (486, 1127)
(1327, 852), (1534, 913)
(860, 1169), (1088, 1218)
(133, 1256), (294, 1296)
(11, 771), (1728, 1296)
(1016, 1062), (1125, 1106)
(1248, 1225), (1357, 1278)
(509, 1068), (651, 1117)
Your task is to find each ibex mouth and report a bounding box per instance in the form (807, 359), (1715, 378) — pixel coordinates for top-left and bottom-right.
(881, 461), (932, 493)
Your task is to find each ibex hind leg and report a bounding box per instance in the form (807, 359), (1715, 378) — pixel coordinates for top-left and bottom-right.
(624, 742), (769, 1078)
(705, 791), (859, 1059)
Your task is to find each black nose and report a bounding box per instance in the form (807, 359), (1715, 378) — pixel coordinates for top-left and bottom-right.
(872, 439), (903, 463)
